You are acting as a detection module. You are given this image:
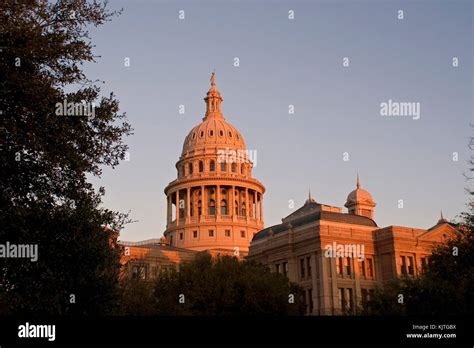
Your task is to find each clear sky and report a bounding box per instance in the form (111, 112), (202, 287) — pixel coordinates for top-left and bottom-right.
(84, 0), (473, 242)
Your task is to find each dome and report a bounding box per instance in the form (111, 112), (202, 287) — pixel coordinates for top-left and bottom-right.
(180, 71), (246, 158)
(181, 118), (246, 156)
(345, 175), (375, 205)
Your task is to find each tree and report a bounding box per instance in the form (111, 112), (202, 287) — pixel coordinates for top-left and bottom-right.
(0, 1), (132, 315)
(149, 253), (305, 316)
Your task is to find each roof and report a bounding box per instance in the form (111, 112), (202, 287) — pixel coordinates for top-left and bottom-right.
(253, 209), (377, 241)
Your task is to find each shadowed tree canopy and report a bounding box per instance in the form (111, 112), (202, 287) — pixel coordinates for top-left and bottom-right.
(148, 254), (305, 316)
(0, 0), (132, 315)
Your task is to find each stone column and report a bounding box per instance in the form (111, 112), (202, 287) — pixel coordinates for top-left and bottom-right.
(201, 185), (206, 217)
(175, 190), (180, 226)
(167, 194), (172, 226)
(216, 185), (220, 218)
(245, 188), (249, 221)
(259, 193), (263, 221)
(311, 252), (318, 314)
(230, 186), (235, 219)
(186, 187), (191, 221)
(253, 191), (257, 219)
(318, 253), (331, 315)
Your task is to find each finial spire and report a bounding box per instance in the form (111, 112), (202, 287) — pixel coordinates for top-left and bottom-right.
(356, 173), (360, 189)
(308, 189), (312, 201)
(440, 210), (444, 220)
(211, 69), (216, 86)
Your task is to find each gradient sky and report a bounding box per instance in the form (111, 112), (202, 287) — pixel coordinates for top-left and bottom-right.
(83, 0), (473, 242)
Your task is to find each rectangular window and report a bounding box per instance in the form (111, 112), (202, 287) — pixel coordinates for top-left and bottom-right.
(240, 230), (246, 238)
(275, 264), (280, 273)
(209, 229), (214, 237)
(336, 257), (343, 276)
(225, 229), (231, 237)
(193, 230), (198, 238)
(300, 258), (306, 278)
(345, 257), (352, 276)
(408, 256), (414, 275)
(132, 265), (147, 280)
(306, 257), (312, 278)
(400, 256), (407, 275)
(338, 288), (346, 310)
(359, 260), (366, 278)
(361, 288), (369, 305)
(367, 257), (374, 278)
(220, 162), (227, 172)
(179, 232), (183, 240)
(308, 289), (313, 314)
(421, 257), (428, 273)
(283, 262), (288, 276)
(347, 288), (353, 311)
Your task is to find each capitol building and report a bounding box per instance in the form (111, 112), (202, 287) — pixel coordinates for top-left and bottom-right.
(121, 73), (461, 315)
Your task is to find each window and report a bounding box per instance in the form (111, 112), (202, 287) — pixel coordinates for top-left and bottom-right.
(241, 165), (245, 174)
(208, 230), (214, 237)
(220, 162), (227, 172)
(228, 131), (233, 138)
(306, 257), (312, 278)
(132, 265), (147, 280)
(225, 229), (231, 237)
(308, 289), (313, 314)
(231, 163), (237, 172)
(239, 230), (245, 238)
(283, 262), (288, 276)
(210, 160), (215, 171)
(338, 288), (346, 310)
(179, 232), (183, 240)
(421, 257), (428, 273)
(408, 256), (414, 275)
(209, 199), (216, 215)
(241, 203), (246, 216)
(367, 258), (374, 278)
(200, 131), (204, 137)
(235, 201), (239, 215)
(400, 256), (407, 275)
(361, 289), (369, 305)
(198, 200), (202, 216)
(347, 288), (354, 311)
(221, 200), (228, 215)
(193, 230), (197, 238)
(188, 162), (193, 175)
(359, 260), (366, 278)
(199, 161), (204, 172)
(300, 258), (306, 278)
(336, 257), (343, 276)
(276, 264), (280, 273)
(209, 130), (214, 137)
(219, 130), (224, 137)
(170, 235), (173, 245)
(345, 257), (352, 276)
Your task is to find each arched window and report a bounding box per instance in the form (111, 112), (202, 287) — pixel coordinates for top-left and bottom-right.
(221, 199), (228, 215)
(231, 163), (237, 173)
(190, 200), (194, 217)
(220, 162), (227, 172)
(209, 199), (216, 215)
(188, 162), (193, 175)
(241, 202), (246, 217)
(198, 200), (202, 216)
(199, 161), (204, 172)
(210, 160), (215, 172)
(235, 201), (239, 215)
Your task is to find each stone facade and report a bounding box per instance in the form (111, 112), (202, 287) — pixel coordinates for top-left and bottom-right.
(247, 185), (461, 315)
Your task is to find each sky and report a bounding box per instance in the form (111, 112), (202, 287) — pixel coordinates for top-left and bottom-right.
(83, 0), (473, 242)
